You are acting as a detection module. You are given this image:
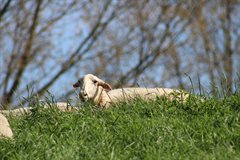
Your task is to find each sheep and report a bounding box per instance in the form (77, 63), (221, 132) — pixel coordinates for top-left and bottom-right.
(0, 102), (77, 117)
(0, 113), (13, 139)
(43, 102), (77, 112)
(0, 102), (76, 139)
(73, 74), (188, 108)
(0, 108), (30, 117)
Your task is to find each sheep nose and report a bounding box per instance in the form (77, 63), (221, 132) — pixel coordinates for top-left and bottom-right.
(79, 91), (88, 102)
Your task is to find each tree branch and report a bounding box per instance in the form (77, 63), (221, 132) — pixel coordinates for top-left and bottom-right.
(3, 0), (43, 104)
(0, 0), (12, 22)
(27, 0), (116, 99)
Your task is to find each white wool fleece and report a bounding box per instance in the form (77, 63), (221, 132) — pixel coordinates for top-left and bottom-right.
(73, 74), (188, 108)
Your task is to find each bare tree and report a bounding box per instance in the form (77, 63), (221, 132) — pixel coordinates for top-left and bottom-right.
(189, 0), (240, 95)
(1, 0), (240, 108)
(0, 0), (120, 108)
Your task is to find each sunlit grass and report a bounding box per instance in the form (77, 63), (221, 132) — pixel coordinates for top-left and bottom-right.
(0, 93), (240, 159)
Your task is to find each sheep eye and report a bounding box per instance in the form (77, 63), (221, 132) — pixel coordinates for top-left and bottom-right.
(93, 80), (97, 84)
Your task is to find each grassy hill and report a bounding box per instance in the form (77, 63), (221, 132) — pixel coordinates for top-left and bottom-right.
(0, 95), (240, 159)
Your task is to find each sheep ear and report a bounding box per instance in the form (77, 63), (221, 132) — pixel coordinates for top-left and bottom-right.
(73, 81), (80, 88)
(97, 82), (112, 92)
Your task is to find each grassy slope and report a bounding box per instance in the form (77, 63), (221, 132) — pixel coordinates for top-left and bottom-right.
(0, 95), (240, 160)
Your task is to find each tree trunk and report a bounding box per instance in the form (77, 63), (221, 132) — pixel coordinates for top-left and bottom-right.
(223, 0), (233, 95)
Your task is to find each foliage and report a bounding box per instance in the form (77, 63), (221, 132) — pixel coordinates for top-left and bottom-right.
(1, 94), (240, 159)
(1, 1), (240, 105)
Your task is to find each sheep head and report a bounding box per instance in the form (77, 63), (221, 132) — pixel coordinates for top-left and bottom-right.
(73, 74), (112, 102)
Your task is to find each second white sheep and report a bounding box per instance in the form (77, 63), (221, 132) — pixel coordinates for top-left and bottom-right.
(73, 74), (188, 108)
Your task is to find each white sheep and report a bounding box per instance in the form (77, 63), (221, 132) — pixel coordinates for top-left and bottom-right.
(0, 113), (13, 139)
(73, 74), (188, 108)
(0, 108), (31, 117)
(0, 102), (76, 117)
(43, 102), (77, 112)
(0, 102), (76, 139)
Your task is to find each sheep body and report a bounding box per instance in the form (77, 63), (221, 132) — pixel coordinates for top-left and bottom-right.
(43, 102), (77, 112)
(0, 102), (76, 117)
(0, 113), (13, 139)
(0, 108), (30, 117)
(73, 74), (188, 108)
(98, 87), (188, 108)
(0, 102), (75, 139)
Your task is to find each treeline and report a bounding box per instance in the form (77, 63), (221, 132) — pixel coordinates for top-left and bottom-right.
(0, 0), (239, 107)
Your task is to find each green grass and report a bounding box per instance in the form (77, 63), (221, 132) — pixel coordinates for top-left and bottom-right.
(0, 94), (240, 160)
